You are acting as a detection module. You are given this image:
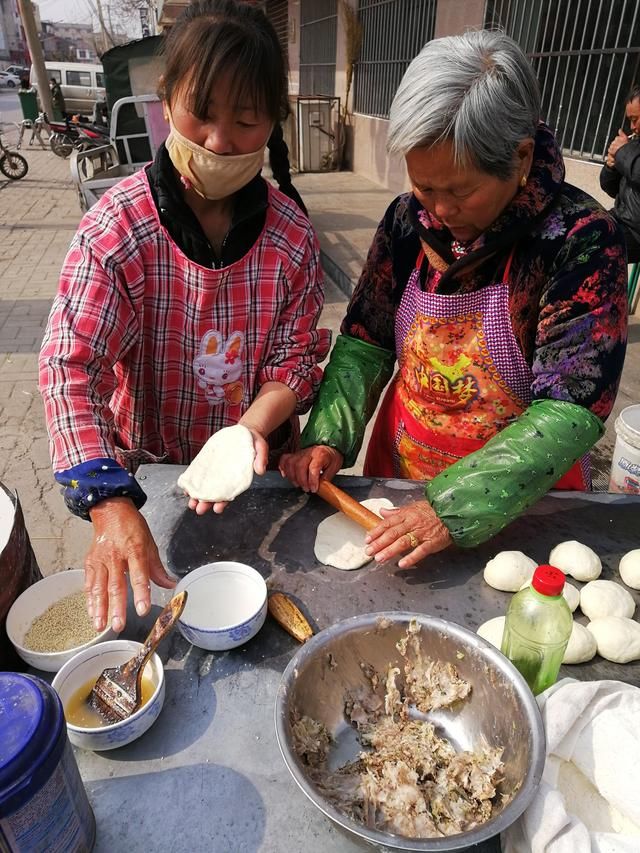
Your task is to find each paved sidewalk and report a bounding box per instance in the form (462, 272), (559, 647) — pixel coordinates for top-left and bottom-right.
(0, 148), (92, 572)
(0, 147), (638, 577)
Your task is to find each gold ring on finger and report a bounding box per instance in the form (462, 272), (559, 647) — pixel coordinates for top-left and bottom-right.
(406, 531), (419, 549)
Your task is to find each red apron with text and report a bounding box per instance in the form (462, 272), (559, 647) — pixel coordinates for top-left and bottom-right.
(364, 250), (589, 489)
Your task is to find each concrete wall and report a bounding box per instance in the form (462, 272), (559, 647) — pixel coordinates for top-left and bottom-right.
(565, 157), (610, 210)
(287, 0), (300, 95)
(284, 1), (615, 208)
(434, 0), (485, 37)
(345, 0), (486, 190)
(350, 113), (408, 193)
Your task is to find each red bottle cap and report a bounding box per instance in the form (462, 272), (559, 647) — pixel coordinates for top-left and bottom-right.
(531, 565), (566, 596)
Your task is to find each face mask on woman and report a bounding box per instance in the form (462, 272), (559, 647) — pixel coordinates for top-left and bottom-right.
(165, 119), (271, 201)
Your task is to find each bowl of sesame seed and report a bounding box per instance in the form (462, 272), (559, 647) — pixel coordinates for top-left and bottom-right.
(6, 569), (117, 672)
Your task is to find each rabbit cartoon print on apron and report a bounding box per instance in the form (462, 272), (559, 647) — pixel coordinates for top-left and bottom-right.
(194, 330), (245, 405)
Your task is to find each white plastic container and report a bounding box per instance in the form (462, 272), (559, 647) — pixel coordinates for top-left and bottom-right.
(609, 404), (640, 494)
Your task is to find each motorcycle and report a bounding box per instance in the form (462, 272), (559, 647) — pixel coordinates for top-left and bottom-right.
(46, 114), (110, 159)
(0, 128), (28, 180)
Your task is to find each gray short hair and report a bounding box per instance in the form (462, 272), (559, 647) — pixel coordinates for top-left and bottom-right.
(387, 30), (540, 180)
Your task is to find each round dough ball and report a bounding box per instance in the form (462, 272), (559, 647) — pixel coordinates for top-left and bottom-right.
(619, 549), (640, 590)
(587, 617), (640, 664)
(563, 621), (597, 664)
(483, 551), (537, 592)
(549, 541), (601, 582)
(580, 580), (636, 621)
(520, 578), (580, 613)
(476, 616), (505, 649)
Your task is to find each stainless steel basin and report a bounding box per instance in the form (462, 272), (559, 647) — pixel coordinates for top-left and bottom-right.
(275, 612), (545, 851)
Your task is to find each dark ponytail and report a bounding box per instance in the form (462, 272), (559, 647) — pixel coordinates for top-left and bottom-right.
(268, 124), (308, 217)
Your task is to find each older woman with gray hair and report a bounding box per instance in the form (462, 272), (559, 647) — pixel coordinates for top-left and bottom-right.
(281, 30), (627, 566)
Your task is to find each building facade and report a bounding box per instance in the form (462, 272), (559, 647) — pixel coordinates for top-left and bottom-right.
(0, 0), (26, 63)
(131, 0), (640, 193)
(288, 0), (640, 192)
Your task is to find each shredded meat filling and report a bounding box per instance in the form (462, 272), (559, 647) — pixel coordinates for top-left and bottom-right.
(292, 622), (504, 839)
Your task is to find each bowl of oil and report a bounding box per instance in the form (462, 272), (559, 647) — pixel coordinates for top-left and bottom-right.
(51, 639), (165, 751)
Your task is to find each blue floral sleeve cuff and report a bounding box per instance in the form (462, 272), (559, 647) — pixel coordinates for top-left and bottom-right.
(55, 457), (147, 520)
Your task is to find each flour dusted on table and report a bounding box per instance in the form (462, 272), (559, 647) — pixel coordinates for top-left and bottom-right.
(177, 424), (256, 502)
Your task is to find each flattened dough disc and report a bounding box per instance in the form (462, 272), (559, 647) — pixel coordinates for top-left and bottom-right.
(314, 498), (394, 570)
(177, 424), (256, 502)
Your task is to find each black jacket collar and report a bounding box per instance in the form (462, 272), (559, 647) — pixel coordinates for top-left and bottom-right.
(146, 143), (268, 268)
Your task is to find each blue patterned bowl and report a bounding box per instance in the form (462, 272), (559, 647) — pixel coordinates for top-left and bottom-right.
(174, 561), (268, 651)
(52, 639), (164, 751)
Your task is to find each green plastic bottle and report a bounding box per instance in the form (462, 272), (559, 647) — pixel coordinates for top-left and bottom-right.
(501, 564), (573, 695)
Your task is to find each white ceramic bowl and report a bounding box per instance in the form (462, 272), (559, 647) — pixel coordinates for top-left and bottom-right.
(6, 569), (116, 672)
(174, 561), (268, 651)
(52, 639), (165, 751)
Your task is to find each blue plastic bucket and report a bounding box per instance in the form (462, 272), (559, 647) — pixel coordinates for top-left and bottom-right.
(0, 672), (95, 852)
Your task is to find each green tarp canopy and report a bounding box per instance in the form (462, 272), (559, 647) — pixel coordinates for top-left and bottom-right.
(101, 35), (164, 163)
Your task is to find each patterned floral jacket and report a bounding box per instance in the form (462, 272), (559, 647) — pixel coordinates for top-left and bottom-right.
(343, 123), (628, 420)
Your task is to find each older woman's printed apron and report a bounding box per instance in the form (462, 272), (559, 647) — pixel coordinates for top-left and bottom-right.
(364, 249), (589, 490)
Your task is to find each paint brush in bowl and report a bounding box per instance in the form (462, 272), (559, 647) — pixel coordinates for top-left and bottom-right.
(89, 590), (187, 724)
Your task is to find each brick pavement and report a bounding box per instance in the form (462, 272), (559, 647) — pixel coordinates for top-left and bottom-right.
(0, 148), (92, 572)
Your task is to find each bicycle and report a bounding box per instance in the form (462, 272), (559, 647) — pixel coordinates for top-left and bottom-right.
(0, 128), (28, 180)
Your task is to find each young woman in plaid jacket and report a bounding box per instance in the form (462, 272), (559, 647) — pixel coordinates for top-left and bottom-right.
(39, 0), (329, 634)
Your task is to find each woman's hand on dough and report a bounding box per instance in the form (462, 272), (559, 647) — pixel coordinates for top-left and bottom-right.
(279, 445), (344, 492)
(187, 426), (269, 515)
(86, 497), (176, 632)
(364, 500), (452, 568)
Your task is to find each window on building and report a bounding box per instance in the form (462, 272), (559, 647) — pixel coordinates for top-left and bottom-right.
(485, 0), (640, 160)
(299, 0), (338, 96)
(66, 70), (92, 87)
(354, 0), (437, 118)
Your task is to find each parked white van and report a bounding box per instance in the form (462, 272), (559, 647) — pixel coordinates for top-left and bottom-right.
(45, 62), (106, 114)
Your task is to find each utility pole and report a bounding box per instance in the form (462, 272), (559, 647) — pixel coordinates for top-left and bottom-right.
(17, 0), (54, 118)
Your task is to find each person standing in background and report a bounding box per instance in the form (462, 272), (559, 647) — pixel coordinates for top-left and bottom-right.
(600, 84), (640, 262)
(50, 77), (66, 117)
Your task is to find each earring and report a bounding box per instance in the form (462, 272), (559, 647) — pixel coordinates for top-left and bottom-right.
(520, 174), (528, 187)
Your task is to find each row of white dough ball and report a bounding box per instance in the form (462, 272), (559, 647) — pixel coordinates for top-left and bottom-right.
(483, 542), (640, 590)
(479, 544), (640, 665)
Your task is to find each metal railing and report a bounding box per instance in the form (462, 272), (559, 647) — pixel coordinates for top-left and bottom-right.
(354, 0), (437, 119)
(299, 0), (338, 96)
(485, 0), (640, 161)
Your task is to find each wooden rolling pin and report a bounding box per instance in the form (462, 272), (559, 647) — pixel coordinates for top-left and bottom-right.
(316, 479), (382, 531)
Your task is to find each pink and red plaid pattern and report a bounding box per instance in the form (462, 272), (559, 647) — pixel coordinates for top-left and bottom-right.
(40, 171), (330, 471)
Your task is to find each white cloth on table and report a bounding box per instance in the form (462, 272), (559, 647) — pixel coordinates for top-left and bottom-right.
(501, 678), (640, 853)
